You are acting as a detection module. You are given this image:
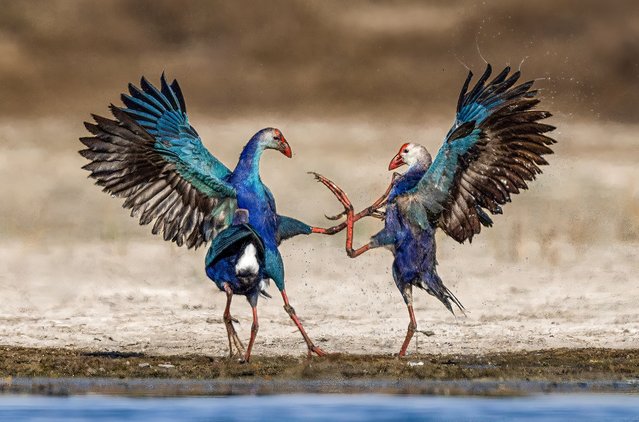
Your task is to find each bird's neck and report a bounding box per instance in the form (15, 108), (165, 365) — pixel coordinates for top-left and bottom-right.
(398, 162), (428, 185)
(389, 162), (428, 201)
(407, 159), (430, 174)
(233, 137), (264, 181)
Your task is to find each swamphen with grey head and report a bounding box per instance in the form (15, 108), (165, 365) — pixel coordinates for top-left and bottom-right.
(79, 75), (339, 361)
(313, 64), (556, 356)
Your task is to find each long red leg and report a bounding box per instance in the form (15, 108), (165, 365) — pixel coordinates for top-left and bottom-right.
(310, 172), (398, 235)
(344, 198), (374, 258)
(281, 290), (326, 357)
(310, 172), (375, 257)
(242, 306), (259, 363)
(398, 302), (418, 357)
(223, 284), (245, 357)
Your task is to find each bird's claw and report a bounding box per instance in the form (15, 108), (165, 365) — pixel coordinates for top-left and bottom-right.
(313, 346), (327, 357)
(232, 333), (245, 353)
(308, 345), (327, 357)
(325, 210), (347, 221)
(309, 172), (353, 211)
(371, 210), (386, 220)
(224, 315), (245, 358)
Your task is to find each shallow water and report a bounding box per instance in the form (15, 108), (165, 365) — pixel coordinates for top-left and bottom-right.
(0, 394), (638, 421)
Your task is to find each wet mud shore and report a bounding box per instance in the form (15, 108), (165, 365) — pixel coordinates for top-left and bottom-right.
(0, 346), (637, 396)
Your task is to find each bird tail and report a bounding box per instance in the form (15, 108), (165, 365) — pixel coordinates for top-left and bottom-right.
(259, 279), (272, 299)
(417, 275), (465, 316)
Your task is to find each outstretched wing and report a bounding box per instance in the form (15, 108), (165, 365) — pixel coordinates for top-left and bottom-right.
(408, 64), (556, 243)
(79, 75), (237, 249)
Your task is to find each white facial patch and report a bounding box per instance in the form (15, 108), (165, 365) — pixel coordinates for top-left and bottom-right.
(402, 143), (432, 168)
(235, 243), (259, 276)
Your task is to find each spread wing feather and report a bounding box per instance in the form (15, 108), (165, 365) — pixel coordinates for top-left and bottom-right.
(79, 75), (237, 249)
(408, 65), (556, 243)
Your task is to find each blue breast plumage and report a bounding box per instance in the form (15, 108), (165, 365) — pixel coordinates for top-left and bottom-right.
(373, 168), (461, 313)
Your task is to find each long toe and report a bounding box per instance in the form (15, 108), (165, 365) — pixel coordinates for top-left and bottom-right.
(312, 173), (352, 208)
(310, 345), (327, 357)
(232, 333), (245, 354)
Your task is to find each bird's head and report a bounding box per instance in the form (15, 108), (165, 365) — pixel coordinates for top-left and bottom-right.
(388, 143), (432, 171)
(259, 128), (292, 158)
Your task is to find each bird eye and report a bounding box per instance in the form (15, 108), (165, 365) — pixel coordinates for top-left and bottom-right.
(274, 136), (281, 141)
(403, 149), (409, 153)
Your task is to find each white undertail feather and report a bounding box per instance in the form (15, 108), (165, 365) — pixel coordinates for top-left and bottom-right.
(259, 279), (271, 298)
(235, 243), (259, 276)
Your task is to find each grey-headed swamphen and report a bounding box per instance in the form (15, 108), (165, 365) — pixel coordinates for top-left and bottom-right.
(313, 64), (556, 356)
(79, 75), (340, 362)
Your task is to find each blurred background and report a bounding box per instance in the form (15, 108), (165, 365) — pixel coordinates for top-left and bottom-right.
(1, 0), (638, 240)
(0, 0), (637, 355)
(0, 0), (638, 120)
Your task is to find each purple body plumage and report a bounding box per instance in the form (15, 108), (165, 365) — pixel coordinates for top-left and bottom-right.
(311, 63), (556, 356)
(80, 75), (327, 361)
(373, 166), (463, 313)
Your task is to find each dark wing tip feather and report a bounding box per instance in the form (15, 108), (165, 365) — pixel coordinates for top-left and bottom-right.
(139, 76), (173, 110)
(120, 93), (133, 108)
(466, 63), (493, 103)
(160, 72), (181, 111)
(436, 64), (556, 244)
(488, 66), (510, 85)
(475, 206), (493, 227)
(90, 113), (108, 124)
(83, 121), (100, 135)
(140, 75), (151, 89)
(127, 82), (139, 97)
(109, 104), (129, 120)
(457, 70), (474, 113)
(170, 79), (186, 113)
(78, 138), (94, 149)
(503, 70), (521, 88)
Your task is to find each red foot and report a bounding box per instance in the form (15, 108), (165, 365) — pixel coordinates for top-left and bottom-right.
(309, 345), (327, 357)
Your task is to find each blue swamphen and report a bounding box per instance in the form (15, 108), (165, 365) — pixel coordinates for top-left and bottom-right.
(313, 64), (556, 356)
(79, 74), (339, 361)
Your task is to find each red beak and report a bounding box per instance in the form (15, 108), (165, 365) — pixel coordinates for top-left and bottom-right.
(280, 135), (292, 158)
(388, 152), (405, 170)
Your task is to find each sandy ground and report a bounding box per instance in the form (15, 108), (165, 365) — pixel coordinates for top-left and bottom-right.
(1, 118), (638, 357)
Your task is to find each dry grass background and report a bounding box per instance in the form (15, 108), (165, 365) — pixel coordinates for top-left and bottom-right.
(0, 0), (638, 356)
